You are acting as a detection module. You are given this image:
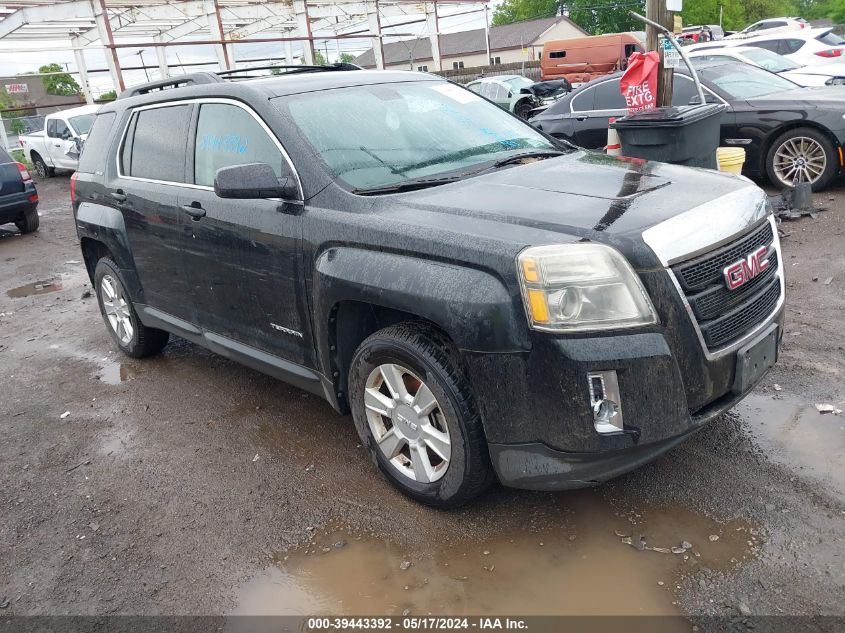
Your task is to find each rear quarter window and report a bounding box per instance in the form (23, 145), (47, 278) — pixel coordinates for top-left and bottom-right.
(78, 112), (117, 174)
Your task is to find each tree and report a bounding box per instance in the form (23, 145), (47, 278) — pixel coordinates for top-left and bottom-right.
(563, 1), (646, 34)
(681, 0), (747, 31)
(313, 49), (327, 65)
(492, 0), (558, 26)
(339, 52), (357, 63)
(95, 90), (117, 102)
(37, 63), (81, 96)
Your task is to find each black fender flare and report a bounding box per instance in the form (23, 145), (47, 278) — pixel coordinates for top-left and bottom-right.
(75, 202), (143, 301)
(312, 246), (530, 365)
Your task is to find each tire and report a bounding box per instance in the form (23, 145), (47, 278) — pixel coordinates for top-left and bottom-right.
(348, 322), (494, 508)
(515, 101), (533, 120)
(765, 127), (838, 192)
(94, 257), (169, 358)
(14, 207), (39, 234)
(31, 154), (53, 179)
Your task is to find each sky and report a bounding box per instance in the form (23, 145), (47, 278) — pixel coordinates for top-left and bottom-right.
(0, 2), (502, 97)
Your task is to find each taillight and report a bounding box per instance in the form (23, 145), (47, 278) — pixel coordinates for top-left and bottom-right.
(815, 49), (844, 58)
(29, 193), (39, 204)
(70, 172), (77, 203)
(16, 162), (31, 182)
(800, 23), (806, 28)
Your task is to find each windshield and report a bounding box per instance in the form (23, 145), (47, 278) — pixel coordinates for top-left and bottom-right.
(742, 48), (802, 72)
(699, 64), (799, 99)
(504, 76), (534, 89)
(280, 81), (557, 190)
(69, 114), (95, 135)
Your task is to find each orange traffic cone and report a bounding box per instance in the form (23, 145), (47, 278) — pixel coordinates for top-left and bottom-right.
(607, 118), (621, 156)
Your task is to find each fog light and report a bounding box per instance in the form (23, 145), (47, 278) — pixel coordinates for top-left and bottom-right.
(588, 371), (624, 434)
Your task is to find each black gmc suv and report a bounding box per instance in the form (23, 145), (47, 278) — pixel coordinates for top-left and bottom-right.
(72, 66), (784, 507)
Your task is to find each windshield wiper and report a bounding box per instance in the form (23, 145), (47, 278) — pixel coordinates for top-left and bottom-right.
(487, 149), (564, 169)
(351, 175), (463, 195)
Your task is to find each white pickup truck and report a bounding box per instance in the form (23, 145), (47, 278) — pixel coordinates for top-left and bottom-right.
(18, 104), (100, 178)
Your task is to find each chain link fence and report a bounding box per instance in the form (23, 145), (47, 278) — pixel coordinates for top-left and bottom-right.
(434, 61), (541, 85)
(0, 106), (70, 151)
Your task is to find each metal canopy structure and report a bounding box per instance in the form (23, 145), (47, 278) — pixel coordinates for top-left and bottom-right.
(0, 0), (490, 101)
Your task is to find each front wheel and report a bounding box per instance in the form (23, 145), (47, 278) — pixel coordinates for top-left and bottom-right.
(348, 323), (494, 508)
(514, 101), (533, 120)
(766, 127), (838, 191)
(94, 257), (169, 358)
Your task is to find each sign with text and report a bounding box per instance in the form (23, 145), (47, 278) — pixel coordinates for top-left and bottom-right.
(620, 51), (659, 114)
(5, 83), (28, 94)
(662, 39), (682, 69)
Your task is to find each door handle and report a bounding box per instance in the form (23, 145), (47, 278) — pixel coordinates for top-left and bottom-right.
(575, 115), (588, 121)
(182, 204), (206, 220)
(109, 191), (127, 203)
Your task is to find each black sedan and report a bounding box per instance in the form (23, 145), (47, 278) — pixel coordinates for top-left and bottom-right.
(530, 61), (845, 190)
(0, 146), (39, 233)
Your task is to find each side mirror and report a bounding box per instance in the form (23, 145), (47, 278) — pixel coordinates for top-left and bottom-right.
(214, 162), (300, 200)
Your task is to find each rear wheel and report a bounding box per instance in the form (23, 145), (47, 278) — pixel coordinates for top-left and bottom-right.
(766, 127), (837, 191)
(349, 323), (494, 508)
(94, 257), (169, 358)
(31, 154), (53, 179)
(14, 207), (39, 234)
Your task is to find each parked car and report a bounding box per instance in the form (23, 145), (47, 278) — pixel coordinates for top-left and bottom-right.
(688, 46), (845, 86)
(540, 32), (645, 84)
(678, 24), (725, 44)
(693, 27), (845, 65)
(73, 66), (783, 507)
(465, 75), (541, 119)
(727, 16), (808, 39)
(18, 104), (99, 178)
(530, 61), (845, 190)
(0, 146), (38, 234)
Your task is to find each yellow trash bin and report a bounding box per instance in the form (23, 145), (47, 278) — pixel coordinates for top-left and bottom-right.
(717, 147), (746, 175)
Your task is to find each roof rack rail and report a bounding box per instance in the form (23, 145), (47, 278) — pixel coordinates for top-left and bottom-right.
(116, 63), (362, 99)
(216, 62), (363, 78)
(117, 72), (222, 99)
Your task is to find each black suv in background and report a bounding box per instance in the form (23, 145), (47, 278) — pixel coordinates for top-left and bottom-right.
(72, 66), (784, 507)
(0, 146), (39, 234)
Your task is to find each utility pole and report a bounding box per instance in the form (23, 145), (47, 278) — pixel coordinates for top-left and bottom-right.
(136, 50), (150, 81)
(646, 0), (675, 107)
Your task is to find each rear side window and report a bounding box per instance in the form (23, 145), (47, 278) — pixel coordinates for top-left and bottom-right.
(123, 104), (191, 182)
(671, 76), (698, 106)
(549, 51), (566, 59)
(594, 80), (626, 110)
(193, 103), (283, 187)
(46, 119), (57, 138)
(817, 31), (845, 46)
(751, 40), (780, 53)
(78, 112), (116, 174)
(570, 86), (596, 112)
(781, 39), (805, 53)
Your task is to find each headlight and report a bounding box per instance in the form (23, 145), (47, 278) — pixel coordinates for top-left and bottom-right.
(517, 244), (658, 332)
(825, 77), (845, 86)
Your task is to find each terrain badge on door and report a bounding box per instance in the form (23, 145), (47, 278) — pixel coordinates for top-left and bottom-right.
(270, 323), (303, 338)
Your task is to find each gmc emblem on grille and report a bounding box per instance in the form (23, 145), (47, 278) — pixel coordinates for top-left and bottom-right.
(723, 246), (770, 290)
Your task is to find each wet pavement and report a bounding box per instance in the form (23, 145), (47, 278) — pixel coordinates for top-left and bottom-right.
(0, 176), (844, 627)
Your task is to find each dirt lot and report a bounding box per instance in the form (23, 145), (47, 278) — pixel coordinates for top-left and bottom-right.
(1, 174), (843, 629)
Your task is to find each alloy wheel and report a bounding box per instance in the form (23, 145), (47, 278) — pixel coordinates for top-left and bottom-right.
(772, 136), (827, 185)
(100, 274), (134, 346)
(363, 363), (451, 483)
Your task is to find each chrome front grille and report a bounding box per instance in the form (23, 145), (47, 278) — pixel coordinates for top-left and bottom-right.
(671, 220), (782, 353)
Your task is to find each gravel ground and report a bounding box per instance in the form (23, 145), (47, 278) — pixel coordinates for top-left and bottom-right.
(0, 174), (843, 627)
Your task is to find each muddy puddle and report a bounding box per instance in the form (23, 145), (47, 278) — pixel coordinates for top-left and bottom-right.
(233, 494), (758, 619)
(737, 393), (845, 501)
(7, 279), (62, 298)
(96, 358), (136, 385)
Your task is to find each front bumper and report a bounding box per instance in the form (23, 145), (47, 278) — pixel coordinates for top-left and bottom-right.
(463, 303), (784, 491)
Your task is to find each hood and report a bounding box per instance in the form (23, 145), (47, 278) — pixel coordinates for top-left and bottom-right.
(786, 62), (845, 78)
(389, 151), (759, 269)
(748, 86), (845, 107)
